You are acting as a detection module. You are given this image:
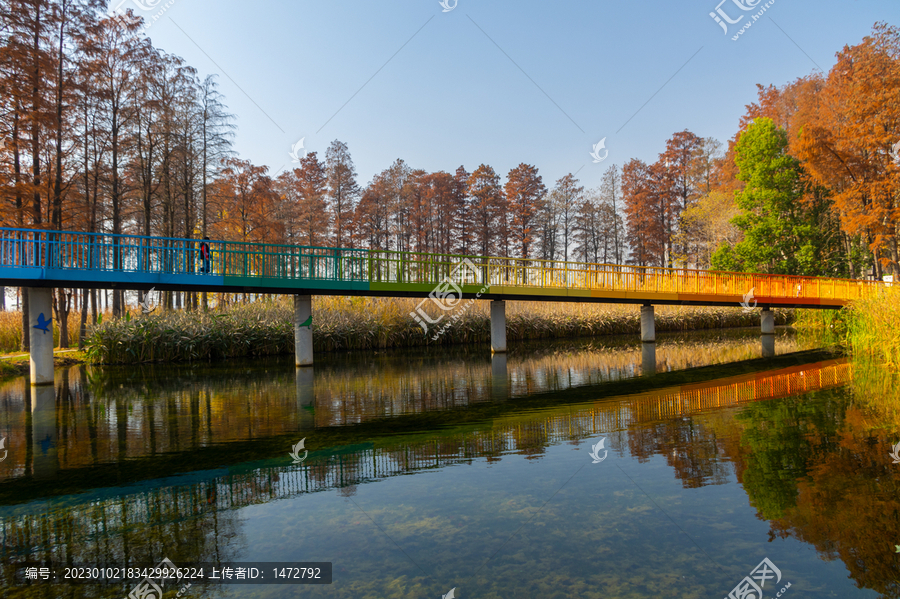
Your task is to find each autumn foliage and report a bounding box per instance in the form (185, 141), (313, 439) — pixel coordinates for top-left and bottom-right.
(0, 3), (897, 346)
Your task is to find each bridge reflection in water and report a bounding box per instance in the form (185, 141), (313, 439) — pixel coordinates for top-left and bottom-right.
(0, 350), (850, 583)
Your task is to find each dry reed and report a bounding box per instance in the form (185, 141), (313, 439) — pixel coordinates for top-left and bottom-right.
(81, 295), (793, 364)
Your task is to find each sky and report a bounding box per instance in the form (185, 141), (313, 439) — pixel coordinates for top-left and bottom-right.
(124, 0), (894, 190)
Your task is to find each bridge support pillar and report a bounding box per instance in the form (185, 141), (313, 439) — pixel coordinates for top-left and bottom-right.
(491, 300), (507, 354)
(761, 307), (775, 335)
(28, 287), (54, 386)
(640, 304), (655, 343)
(294, 295), (313, 367)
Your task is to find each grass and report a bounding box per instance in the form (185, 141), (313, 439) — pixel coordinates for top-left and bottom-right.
(0, 309), (86, 353)
(842, 286), (900, 370)
(78, 296), (793, 364)
(795, 287), (900, 370)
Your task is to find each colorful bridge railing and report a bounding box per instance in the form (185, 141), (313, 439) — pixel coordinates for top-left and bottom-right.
(0, 227), (881, 306)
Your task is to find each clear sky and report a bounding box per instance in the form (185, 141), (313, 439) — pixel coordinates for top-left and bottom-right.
(130, 0), (894, 189)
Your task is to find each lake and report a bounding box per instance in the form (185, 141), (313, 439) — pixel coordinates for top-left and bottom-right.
(1, 327), (898, 598)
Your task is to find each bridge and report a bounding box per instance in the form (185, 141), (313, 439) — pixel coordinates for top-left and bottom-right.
(0, 227), (879, 384)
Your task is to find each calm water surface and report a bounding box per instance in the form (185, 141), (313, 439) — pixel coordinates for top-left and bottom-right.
(0, 327), (898, 598)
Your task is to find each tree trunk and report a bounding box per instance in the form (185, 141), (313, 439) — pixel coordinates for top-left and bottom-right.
(54, 288), (71, 348)
(78, 287), (88, 350)
(21, 287), (30, 351)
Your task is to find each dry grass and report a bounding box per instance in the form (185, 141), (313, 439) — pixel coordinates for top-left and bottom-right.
(0, 310), (88, 354)
(843, 287), (900, 370)
(80, 295), (793, 364)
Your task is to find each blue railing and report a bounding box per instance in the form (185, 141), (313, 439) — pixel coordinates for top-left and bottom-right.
(0, 228), (370, 281)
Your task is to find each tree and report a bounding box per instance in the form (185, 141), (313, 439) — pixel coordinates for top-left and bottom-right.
(354, 173), (390, 250)
(712, 117), (820, 275)
(85, 13), (145, 315)
(325, 139), (359, 248)
(421, 171), (457, 255)
(622, 159), (665, 266)
(505, 163), (546, 258)
(661, 130), (703, 266)
(550, 173), (582, 262)
(467, 164), (503, 257)
(452, 166), (470, 254)
(599, 164), (624, 264)
(276, 151), (328, 247)
(794, 23), (900, 277)
(573, 189), (601, 263)
(215, 158), (276, 244)
(677, 191), (741, 269)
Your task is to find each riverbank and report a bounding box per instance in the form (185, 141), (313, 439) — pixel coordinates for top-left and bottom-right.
(81, 296), (793, 364)
(0, 350), (86, 380)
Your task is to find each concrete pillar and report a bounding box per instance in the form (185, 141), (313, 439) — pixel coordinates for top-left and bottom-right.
(640, 304), (655, 343)
(294, 295), (313, 367)
(490, 300), (507, 354)
(28, 287), (54, 386)
(295, 367), (316, 430)
(31, 385), (57, 479)
(491, 353), (508, 401)
(761, 307), (775, 335)
(642, 343), (657, 376)
(761, 335), (775, 358)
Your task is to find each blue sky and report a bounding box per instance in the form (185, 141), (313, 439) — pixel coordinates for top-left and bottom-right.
(133, 0), (893, 189)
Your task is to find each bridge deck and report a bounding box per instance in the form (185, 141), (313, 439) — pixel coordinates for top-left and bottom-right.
(0, 228), (878, 308)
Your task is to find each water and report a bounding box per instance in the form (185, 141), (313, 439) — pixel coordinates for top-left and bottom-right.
(0, 327), (898, 598)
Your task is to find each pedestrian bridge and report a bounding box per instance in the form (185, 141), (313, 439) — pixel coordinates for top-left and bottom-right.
(0, 227), (874, 307)
(0, 227), (879, 383)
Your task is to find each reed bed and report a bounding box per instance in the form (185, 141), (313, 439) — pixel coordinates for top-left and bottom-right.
(842, 287), (900, 370)
(0, 309), (86, 353)
(82, 296), (793, 364)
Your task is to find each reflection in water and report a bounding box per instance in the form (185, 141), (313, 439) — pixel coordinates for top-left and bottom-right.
(642, 342), (656, 375)
(491, 353), (508, 401)
(762, 334), (775, 358)
(0, 328), (896, 598)
(31, 386), (57, 480)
